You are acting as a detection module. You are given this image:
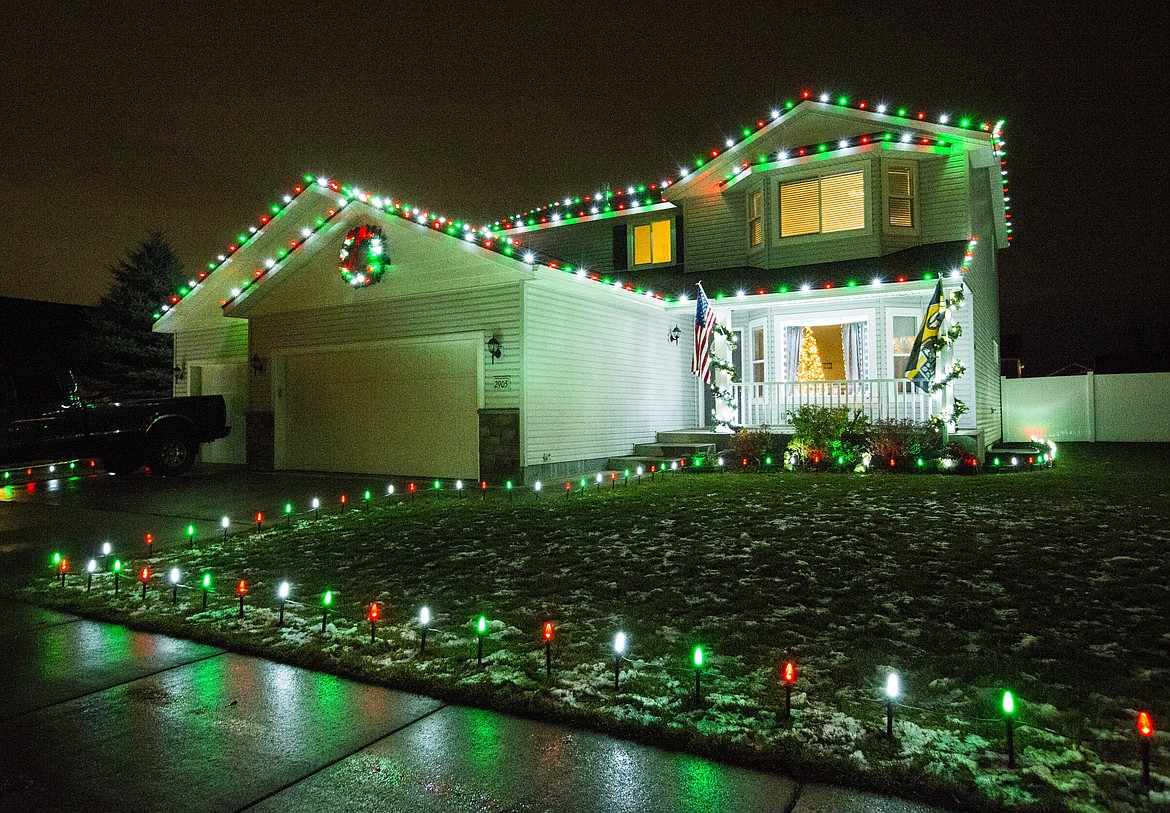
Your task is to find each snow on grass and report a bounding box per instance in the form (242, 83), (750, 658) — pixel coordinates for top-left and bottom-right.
(8, 443), (1170, 812)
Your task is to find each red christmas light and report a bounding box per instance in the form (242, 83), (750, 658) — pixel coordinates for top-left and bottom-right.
(59, 559), (68, 573)
(145, 533), (153, 547)
(543, 622), (554, 641)
(368, 603), (381, 622)
(140, 567), (150, 581)
(255, 512), (263, 523)
(783, 661), (797, 684)
(1138, 711), (1154, 737)
(237, 579), (247, 595)
(409, 482), (417, 493)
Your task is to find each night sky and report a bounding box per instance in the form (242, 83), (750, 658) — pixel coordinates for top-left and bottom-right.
(2, 4), (1165, 374)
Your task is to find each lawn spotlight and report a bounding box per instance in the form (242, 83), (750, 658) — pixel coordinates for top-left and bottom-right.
(543, 622), (554, 677)
(237, 579), (247, 618)
(419, 606), (430, 654)
(782, 661), (797, 719)
(693, 646), (705, 704)
(1003, 690), (1017, 768)
(201, 573), (212, 610)
(139, 566), (150, 599)
(277, 580), (290, 625)
(113, 559), (122, 595)
(221, 516), (230, 539)
(368, 602), (381, 643)
(885, 672), (900, 737)
(476, 615), (487, 665)
(1138, 711), (1154, 787)
(169, 567), (180, 604)
(613, 631), (627, 690)
(86, 559), (96, 592)
(186, 524), (196, 549)
(321, 590), (332, 632)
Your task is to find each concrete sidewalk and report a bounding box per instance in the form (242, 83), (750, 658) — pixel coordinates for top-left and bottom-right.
(0, 599), (949, 813)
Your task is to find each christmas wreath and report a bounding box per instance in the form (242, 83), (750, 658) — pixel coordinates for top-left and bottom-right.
(339, 224), (388, 286)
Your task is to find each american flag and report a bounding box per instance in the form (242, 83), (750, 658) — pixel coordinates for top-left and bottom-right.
(691, 284), (716, 383)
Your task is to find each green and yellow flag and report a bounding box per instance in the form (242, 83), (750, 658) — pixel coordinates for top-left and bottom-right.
(905, 280), (946, 392)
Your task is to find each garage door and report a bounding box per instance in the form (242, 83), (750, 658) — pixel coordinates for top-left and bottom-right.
(193, 362), (247, 464)
(281, 336), (480, 478)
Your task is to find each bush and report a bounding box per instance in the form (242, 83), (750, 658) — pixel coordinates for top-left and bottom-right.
(866, 419), (945, 467)
(728, 429), (786, 468)
(786, 406), (870, 469)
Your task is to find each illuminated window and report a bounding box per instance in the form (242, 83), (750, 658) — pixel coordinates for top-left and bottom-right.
(779, 170), (865, 237)
(887, 167), (914, 227)
(633, 220), (672, 265)
(748, 189), (763, 248)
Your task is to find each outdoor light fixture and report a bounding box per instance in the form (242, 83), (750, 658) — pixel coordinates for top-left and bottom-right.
(668, 326), (681, 344)
(1003, 690), (1017, 768)
(202, 573), (212, 609)
(169, 567), (180, 604)
(368, 602), (381, 643)
(86, 559), (96, 592)
(221, 516), (230, 538)
(237, 579), (247, 617)
(419, 606), (430, 653)
(486, 336), (501, 362)
(277, 581), (290, 625)
(782, 661), (797, 718)
(613, 631), (627, 690)
(476, 615), (488, 665)
(693, 646), (705, 704)
(543, 622), (554, 677)
(101, 542), (111, 556)
(321, 590), (332, 632)
(113, 559), (122, 595)
(1138, 711), (1154, 785)
(187, 524), (196, 549)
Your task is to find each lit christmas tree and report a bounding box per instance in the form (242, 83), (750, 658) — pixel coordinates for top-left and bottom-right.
(797, 328), (826, 381)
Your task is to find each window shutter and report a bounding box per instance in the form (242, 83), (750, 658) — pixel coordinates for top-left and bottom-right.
(675, 215), (684, 265)
(780, 178), (820, 237)
(612, 224), (628, 269)
(820, 171), (865, 233)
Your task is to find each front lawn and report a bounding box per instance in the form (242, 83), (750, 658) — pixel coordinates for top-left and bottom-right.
(11, 443), (1169, 812)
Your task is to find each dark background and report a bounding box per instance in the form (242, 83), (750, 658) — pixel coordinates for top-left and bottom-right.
(1, 3), (1165, 375)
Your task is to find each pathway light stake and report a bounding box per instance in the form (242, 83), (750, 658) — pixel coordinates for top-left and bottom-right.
(321, 590), (332, 633)
(476, 616), (487, 665)
(368, 602), (381, 644)
(237, 579), (247, 618)
(595, 472), (602, 491)
(481, 481), (487, 500)
(623, 468), (630, 485)
(340, 494), (347, 512)
(578, 477), (586, 493)
(145, 533), (153, 556)
(277, 581), (289, 625)
(312, 497), (320, 517)
(285, 503), (293, 527)
(636, 465), (643, 482)
(650, 465), (656, 481)
(565, 482), (571, 497)
(455, 480), (463, 498)
(409, 482), (417, 500)
(169, 567), (180, 604)
(611, 471), (617, 490)
(613, 632), (627, 690)
(86, 559), (96, 592)
(385, 486), (394, 504)
(187, 524), (196, 550)
(885, 672), (900, 738)
(419, 606), (430, 654)
(113, 559), (122, 596)
(693, 646), (705, 704)
(717, 456), (724, 471)
(58, 558), (68, 587)
(1138, 711), (1154, 787)
(201, 573), (212, 610)
(506, 480), (513, 499)
(543, 622), (554, 677)
(255, 512), (264, 532)
(101, 542), (112, 558)
(1003, 691), (1017, 768)
(433, 480), (441, 498)
(782, 661), (797, 719)
(363, 490), (371, 510)
(222, 516), (230, 539)
(139, 567), (150, 599)
(533, 481), (541, 499)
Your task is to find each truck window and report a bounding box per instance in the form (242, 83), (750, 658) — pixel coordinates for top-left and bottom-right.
(9, 370), (66, 407)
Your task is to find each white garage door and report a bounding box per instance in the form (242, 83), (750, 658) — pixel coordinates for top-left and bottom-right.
(280, 336), (480, 478)
(193, 362), (247, 464)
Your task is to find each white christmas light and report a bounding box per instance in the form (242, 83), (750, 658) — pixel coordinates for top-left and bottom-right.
(886, 672), (901, 699)
(877, 103), (887, 113)
(534, 481), (542, 492)
(264, 258), (276, 268)
(420, 606), (430, 626)
(839, 139), (849, 148)
(901, 133), (911, 143)
(636, 466), (643, 476)
(736, 290), (746, 298)
(523, 251), (536, 264)
(939, 114), (950, 124)
(311, 497), (320, 509)
(455, 480), (462, 490)
(169, 567), (180, 584)
(278, 581), (290, 600)
(801, 283), (811, 292)
(725, 137), (735, 147)
(819, 93), (830, 102)
(614, 632), (627, 654)
(872, 277), (883, 286)
(301, 227), (312, 237)
(282, 194), (291, 203)
(316, 176), (329, 186)
(221, 516), (229, 529)
(87, 559), (97, 573)
(771, 109), (779, 119)
(101, 542), (111, 556)
(596, 473), (603, 483)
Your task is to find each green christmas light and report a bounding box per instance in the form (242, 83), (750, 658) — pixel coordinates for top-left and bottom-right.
(693, 646), (704, 668)
(323, 590), (333, 606)
(477, 616), (487, 635)
(1003, 690), (1015, 715)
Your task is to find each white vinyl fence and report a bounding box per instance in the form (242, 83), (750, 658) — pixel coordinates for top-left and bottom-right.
(1002, 372), (1170, 442)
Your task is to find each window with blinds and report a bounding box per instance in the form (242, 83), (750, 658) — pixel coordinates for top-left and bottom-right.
(748, 189), (763, 248)
(779, 170), (865, 237)
(887, 167), (914, 228)
(633, 219), (672, 265)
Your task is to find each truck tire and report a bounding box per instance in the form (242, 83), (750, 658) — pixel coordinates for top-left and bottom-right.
(148, 431), (198, 477)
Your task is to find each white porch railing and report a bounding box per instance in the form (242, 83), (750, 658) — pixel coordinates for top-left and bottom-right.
(729, 379), (935, 428)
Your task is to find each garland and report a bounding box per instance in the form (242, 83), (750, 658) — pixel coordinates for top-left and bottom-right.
(924, 288), (968, 431)
(339, 223), (388, 287)
(709, 323), (740, 429)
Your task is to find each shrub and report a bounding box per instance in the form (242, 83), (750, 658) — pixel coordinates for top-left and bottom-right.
(867, 419), (945, 466)
(728, 429), (786, 468)
(786, 406), (870, 469)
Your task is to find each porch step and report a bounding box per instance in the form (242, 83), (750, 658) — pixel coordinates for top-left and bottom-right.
(655, 429), (736, 451)
(632, 442), (716, 458)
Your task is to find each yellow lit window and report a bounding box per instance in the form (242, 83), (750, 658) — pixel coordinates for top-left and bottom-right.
(748, 189), (763, 247)
(633, 220), (672, 265)
(887, 167), (914, 227)
(780, 170), (865, 237)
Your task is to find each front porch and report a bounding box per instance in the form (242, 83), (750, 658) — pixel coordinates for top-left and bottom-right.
(728, 378), (936, 429)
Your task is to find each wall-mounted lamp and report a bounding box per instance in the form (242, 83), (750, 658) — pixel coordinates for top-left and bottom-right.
(668, 326), (681, 344)
(486, 336), (501, 363)
(250, 353), (267, 375)
(172, 365), (186, 382)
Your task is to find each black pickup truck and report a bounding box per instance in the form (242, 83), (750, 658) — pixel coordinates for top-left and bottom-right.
(0, 368), (229, 476)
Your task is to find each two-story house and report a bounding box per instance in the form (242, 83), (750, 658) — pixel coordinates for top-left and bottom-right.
(154, 93), (1010, 484)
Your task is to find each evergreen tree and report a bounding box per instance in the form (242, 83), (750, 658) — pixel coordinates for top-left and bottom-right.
(80, 234), (186, 399)
(797, 328), (826, 382)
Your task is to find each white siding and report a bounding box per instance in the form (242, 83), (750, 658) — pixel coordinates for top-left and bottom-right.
(248, 284), (522, 414)
(522, 278), (694, 467)
(173, 322), (249, 396)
